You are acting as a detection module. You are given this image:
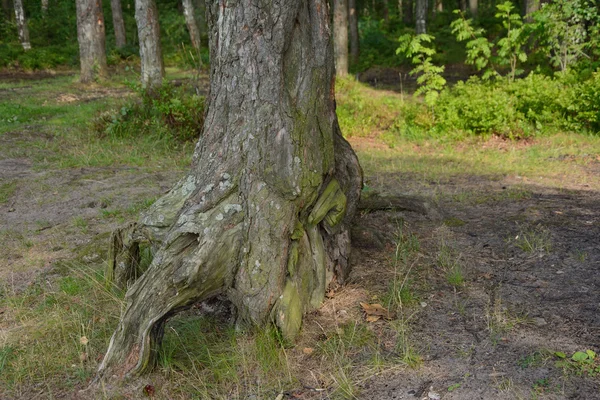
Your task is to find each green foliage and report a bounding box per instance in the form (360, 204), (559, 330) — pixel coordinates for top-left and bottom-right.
(451, 11), (496, 79)
(436, 77), (528, 138)
(531, 0), (589, 72)
(397, 34), (446, 107)
(495, 2), (528, 82)
(94, 82), (205, 142)
(555, 349), (600, 377)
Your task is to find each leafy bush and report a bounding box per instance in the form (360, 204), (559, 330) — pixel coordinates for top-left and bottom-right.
(566, 71), (600, 133)
(436, 77), (529, 138)
(94, 82), (205, 142)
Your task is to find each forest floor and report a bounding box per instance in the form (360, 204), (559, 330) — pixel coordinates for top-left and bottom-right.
(0, 71), (599, 400)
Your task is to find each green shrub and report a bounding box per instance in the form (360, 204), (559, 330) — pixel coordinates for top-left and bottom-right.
(436, 77), (529, 138)
(94, 82), (205, 142)
(566, 71), (600, 133)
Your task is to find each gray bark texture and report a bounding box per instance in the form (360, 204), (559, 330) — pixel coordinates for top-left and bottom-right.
(415, 0), (427, 34)
(14, 0), (31, 50)
(182, 0), (202, 54)
(135, 0), (164, 89)
(41, 0), (48, 14)
(110, 0), (127, 48)
(76, 0), (108, 83)
(96, 0), (362, 382)
(333, 0), (349, 76)
(469, 0), (477, 16)
(349, 0), (359, 66)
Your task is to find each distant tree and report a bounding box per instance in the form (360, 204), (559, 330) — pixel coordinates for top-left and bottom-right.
(523, 0), (540, 22)
(415, 0), (427, 33)
(469, 0), (477, 16)
(404, 0), (413, 25)
(41, 0), (48, 14)
(349, 0), (359, 65)
(460, 0), (467, 12)
(76, 0), (108, 82)
(135, 0), (164, 89)
(182, 0), (202, 60)
(14, 0), (31, 50)
(110, 0), (127, 48)
(334, 0), (349, 76)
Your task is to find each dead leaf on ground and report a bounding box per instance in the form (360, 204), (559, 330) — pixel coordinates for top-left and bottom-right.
(360, 302), (394, 321)
(302, 347), (314, 355)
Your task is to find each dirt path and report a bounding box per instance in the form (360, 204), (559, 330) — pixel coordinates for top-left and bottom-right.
(351, 167), (600, 399)
(0, 130), (181, 291)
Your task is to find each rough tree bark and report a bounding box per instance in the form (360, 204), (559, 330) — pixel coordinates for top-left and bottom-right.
(182, 0), (201, 56)
(349, 0), (359, 66)
(110, 0), (127, 48)
(135, 0), (164, 89)
(415, 0), (427, 34)
(97, 0), (362, 381)
(14, 0), (31, 51)
(468, 0), (477, 16)
(334, 0), (349, 76)
(76, 0), (108, 83)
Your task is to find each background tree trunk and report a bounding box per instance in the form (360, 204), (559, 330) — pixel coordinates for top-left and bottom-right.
(41, 0), (48, 14)
(415, 0), (427, 34)
(182, 0), (201, 59)
(524, 0), (539, 22)
(135, 0), (164, 89)
(76, 0), (108, 83)
(2, 0), (10, 20)
(398, 0), (403, 20)
(14, 0), (31, 50)
(404, 0), (413, 25)
(110, 0), (127, 48)
(468, 0), (477, 16)
(349, 0), (359, 66)
(96, 0), (362, 381)
(334, 0), (349, 76)
(460, 0), (467, 12)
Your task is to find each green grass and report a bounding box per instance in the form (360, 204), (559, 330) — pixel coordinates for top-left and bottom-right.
(0, 181), (17, 203)
(0, 263), (122, 397)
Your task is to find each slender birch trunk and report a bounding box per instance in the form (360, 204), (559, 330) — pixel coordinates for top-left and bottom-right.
(14, 0), (31, 51)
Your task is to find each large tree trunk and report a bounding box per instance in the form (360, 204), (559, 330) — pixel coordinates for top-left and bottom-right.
(110, 0), (127, 48)
(349, 0), (359, 66)
(76, 0), (108, 83)
(135, 0), (164, 89)
(96, 0), (362, 381)
(334, 0), (349, 76)
(468, 0), (477, 16)
(415, 0), (427, 34)
(182, 0), (202, 61)
(14, 0), (31, 51)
